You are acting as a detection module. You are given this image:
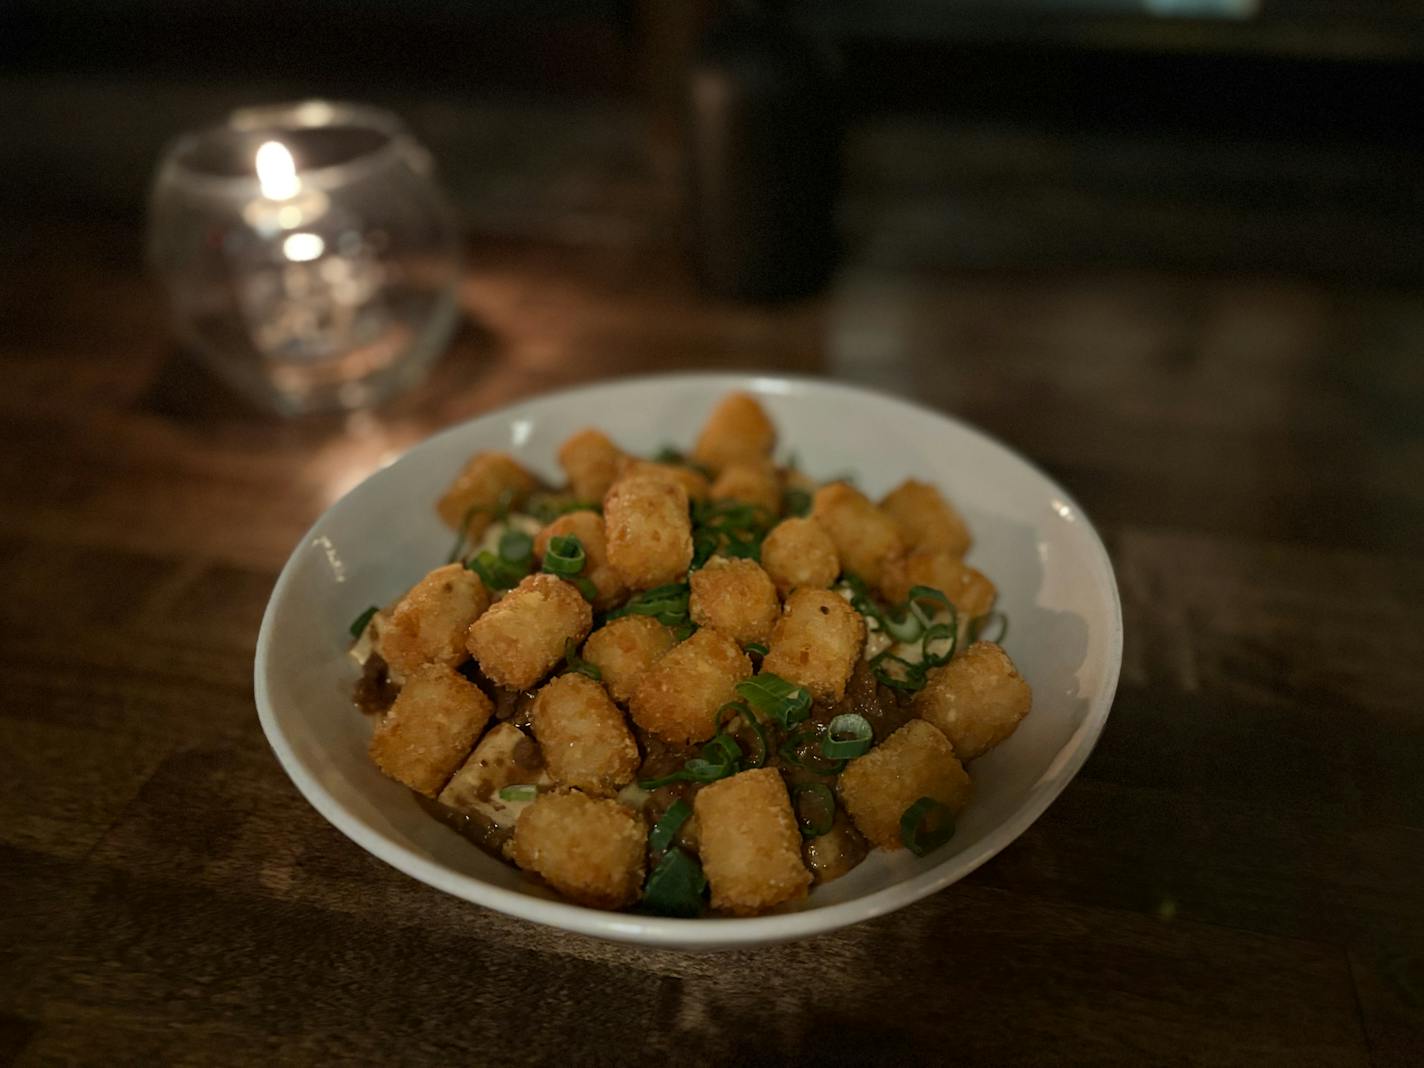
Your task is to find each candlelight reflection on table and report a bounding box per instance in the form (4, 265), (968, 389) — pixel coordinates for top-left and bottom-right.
(147, 101), (460, 416)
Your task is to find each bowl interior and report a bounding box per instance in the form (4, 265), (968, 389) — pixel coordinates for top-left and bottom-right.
(256, 374), (1121, 947)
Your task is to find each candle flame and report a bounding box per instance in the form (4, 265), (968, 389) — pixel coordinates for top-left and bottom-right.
(256, 140), (300, 200)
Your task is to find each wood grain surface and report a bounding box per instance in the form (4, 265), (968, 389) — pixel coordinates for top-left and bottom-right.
(3, 169), (1423, 1064)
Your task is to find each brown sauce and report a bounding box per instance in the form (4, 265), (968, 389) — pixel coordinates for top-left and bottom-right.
(353, 653), (400, 716)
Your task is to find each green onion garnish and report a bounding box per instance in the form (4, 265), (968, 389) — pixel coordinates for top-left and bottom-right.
(782, 487), (812, 518)
(648, 798), (692, 852)
(880, 606), (925, 643)
(541, 533), (586, 577)
(970, 611), (1009, 644)
(467, 549), (529, 591)
(498, 784), (538, 803)
(640, 847), (707, 918)
(900, 796), (956, 856)
(793, 784), (835, 838)
(348, 604), (379, 639)
(821, 713), (873, 760)
(921, 622), (956, 668)
(735, 673), (811, 730)
(690, 499), (773, 565)
(714, 701), (768, 768)
(563, 638), (602, 681)
(606, 582), (692, 631)
(743, 641), (768, 657)
(639, 730), (745, 790)
(499, 529), (534, 565)
(653, 445), (685, 464)
(870, 650), (928, 693)
(526, 493), (601, 525)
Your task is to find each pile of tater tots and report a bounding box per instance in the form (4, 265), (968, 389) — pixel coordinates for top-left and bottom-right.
(350, 392), (1032, 917)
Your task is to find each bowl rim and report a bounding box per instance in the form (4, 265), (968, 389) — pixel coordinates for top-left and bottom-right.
(254, 371), (1123, 947)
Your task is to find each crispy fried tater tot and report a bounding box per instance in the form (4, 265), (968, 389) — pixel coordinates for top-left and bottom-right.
(603, 475), (694, 590)
(688, 556), (780, 646)
(512, 790), (646, 908)
(694, 768), (811, 915)
(811, 482), (903, 588)
(913, 641), (1031, 761)
(692, 392), (777, 474)
(466, 573), (593, 690)
(880, 479), (972, 558)
(531, 674), (640, 796)
(378, 563), (490, 677)
(628, 627), (752, 743)
(616, 459), (711, 503)
(436, 452), (539, 536)
(580, 616), (677, 704)
(879, 549), (997, 622)
(761, 587), (866, 702)
(760, 516), (839, 597)
(837, 720), (971, 850)
(709, 459), (781, 518)
(368, 664), (493, 798)
(533, 510), (626, 612)
(557, 428), (625, 503)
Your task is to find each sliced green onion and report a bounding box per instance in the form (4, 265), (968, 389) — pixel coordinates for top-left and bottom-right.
(900, 796), (956, 856)
(572, 576), (599, 602)
(921, 621), (957, 668)
(607, 583), (691, 631)
(743, 642), (768, 657)
(714, 702), (768, 768)
(870, 650), (928, 693)
(467, 549), (528, 591)
(541, 534), (587, 577)
(793, 784), (835, 838)
(681, 757), (735, 784)
(880, 606), (924, 643)
(499, 528), (533, 564)
(971, 611), (1009, 644)
(638, 770), (690, 790)
(782, 487), (812, 518)
(735, 673), (812, 730)
(498, 784), (538, 802)
(564, 638), (602, 681)
(348, 604), (379, 639)
(907, 585), (953, 619)
(691, 528), (720, 570)
(640, 847), (707, 918)
(446, 504), (480, 563)
(821, 713), (873, 760)
(653, 445), (685, 464)
(527, 494), (601, 525)
(648, 799), (692, 852)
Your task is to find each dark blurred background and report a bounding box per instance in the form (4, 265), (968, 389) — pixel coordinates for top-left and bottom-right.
(4, 0), (1422, 282)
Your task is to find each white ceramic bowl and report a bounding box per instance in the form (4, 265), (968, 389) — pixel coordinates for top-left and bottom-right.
(255, 373), (1122, 950)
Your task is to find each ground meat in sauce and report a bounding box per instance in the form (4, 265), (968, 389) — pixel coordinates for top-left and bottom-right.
(820, 658), (915, 742)
(353, 653), (401, 716)
(803, 811), (869, 883)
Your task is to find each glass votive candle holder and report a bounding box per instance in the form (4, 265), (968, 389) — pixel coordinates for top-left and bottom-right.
(147, 100), (461, 416)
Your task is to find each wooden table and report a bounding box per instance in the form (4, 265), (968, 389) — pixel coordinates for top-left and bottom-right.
(3, 198), (1423, 1065)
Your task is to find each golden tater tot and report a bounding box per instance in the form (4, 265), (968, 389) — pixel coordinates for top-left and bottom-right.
(811, 483), (903, 588)
(617, 459), (710, 503)
(628, 627), (752, 743)
(837, 720), (971, 850)
(369, 664), (492, 798)
(466, 573), (593, 690)
(761, 588), (865, 702)
(913, 641), (1031, 761)
(694, 768), (811, 915)
(688, 556), (780, 646)
(436, 452), (539, 535)
(709, 460), (781, 517)
(603, 475), (693, 590)
(511, 791), (646, 908)
(879, 550), (997, 622)
(760, 517), (839, 596)
(531, 674), (640, 796)
(581, 616), (676, 704)
(533, 510), (626, 612)
(880, 479), (972, 558)
(692, 392), (777, 474)
(557, 428), (625, 503)
(378, 563), (490, 677)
